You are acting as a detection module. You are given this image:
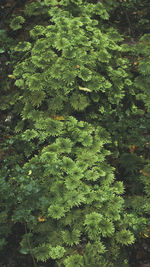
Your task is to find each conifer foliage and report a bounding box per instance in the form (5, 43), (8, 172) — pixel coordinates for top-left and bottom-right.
(1, 0), (150, 266)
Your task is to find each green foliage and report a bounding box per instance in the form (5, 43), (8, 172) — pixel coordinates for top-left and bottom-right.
(10, 16), (25, 30)
(64, 254), (84, 267)
(62, 229), (80, 246)
(115, 229), (135, 245)
(14, 42), (32, 52)
(1, 0), (150, 266)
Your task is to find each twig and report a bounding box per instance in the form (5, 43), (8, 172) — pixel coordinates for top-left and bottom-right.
(121, 5), (134, 38)
(24, 223), (37, 267)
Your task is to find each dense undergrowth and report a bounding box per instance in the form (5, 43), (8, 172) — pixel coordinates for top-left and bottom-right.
(1, 0), (150, 266)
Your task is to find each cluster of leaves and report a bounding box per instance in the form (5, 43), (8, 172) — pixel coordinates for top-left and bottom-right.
(1, 0), (150, 266)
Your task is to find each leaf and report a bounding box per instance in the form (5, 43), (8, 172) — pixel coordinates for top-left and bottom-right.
(38, 214), (46, 222)
(8, 75), (15, 79)
(20, 247), (30, 254)
(51, 114), (65, 121)
(129, 144), (136, 153)
(140, 170), (150, 177)
(79, 86), (92, 92)
(28, 170), (32, 175)
(0, 49), (5, 54)
(139, 229), (150, 238)
(133, 61), (139, 66)
(10, 16), (25, 31)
